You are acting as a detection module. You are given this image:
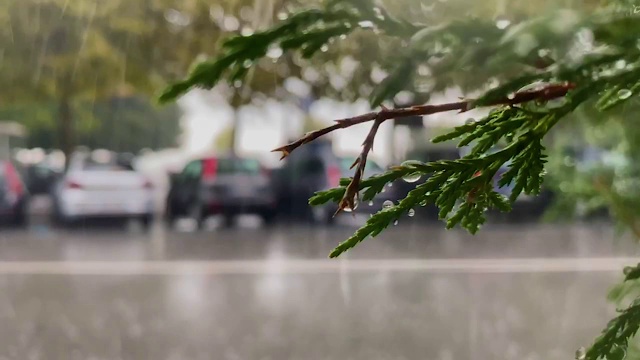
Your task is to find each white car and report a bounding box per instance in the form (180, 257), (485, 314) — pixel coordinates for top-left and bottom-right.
(51, 151), (155, 228)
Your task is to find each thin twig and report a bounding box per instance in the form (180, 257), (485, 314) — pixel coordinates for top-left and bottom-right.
(272, 82), (576, 214)
(336, 109), (387, 216)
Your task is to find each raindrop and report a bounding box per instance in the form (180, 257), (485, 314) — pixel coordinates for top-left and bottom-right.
(358, 21), (375, 28)
(401, 160), (422, 183)
(266, 46), (283, 60)
(465, 118), (475, 125)
(343, 199), (359, 213)
(408, 209), (415, 217)
(233, 80), (242, 88)
(495, 16), (511, 29)
(373, 7), (385, 20)
(382, 200), (394, 209)
(339, 34), (347, 40)
(277, 12), (288, 20)
(618, 89), (632, 100)
(242, 60), (253, 68)
(420, 201), (428, 207)
(387, 183), (393, 188)
(624, 266), (634, 275)
(546, 97), (567, 109)
(537, 48), (550, 57)
(507, 93), (515, 100)
(320, 44), (329, 52)
(615, 60), (627, 69)
(368, 201), (374, 206)
(393, 220), (399, 226)
(575, 347), (586, 360)
(241, 27), (254, 36)
(381, 187), (386, 193)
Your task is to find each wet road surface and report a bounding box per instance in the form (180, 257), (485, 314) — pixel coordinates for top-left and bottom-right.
(0, 213), (636, 359)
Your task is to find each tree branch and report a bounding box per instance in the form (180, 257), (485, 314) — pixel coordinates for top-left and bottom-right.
(273, 82), (576, 214)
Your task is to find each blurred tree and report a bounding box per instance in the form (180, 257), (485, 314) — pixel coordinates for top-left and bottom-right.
(0, 97), (180, 152)
(212, 125), (234, 153)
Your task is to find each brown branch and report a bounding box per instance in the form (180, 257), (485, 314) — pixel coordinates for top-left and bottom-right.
(272, 82), (575, 159)
(336, 109), (387, 217)
(272, 82), (576, 215)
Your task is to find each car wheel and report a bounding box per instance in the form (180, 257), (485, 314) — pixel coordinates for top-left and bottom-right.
(222, 214), (234, 228)
(260, 210), (277, 227)
(11, 204), (28, 228)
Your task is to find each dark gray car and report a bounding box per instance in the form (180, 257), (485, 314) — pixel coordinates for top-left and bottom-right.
(165, 156), (276, 228)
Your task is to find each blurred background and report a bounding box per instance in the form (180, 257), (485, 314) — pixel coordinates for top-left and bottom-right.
(1, 0), (640, 359)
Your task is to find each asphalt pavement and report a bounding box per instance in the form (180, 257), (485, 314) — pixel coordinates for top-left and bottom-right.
(0, 207), (636, 359)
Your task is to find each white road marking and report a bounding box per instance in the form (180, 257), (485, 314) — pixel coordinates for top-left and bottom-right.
(0, 257), (636, 275)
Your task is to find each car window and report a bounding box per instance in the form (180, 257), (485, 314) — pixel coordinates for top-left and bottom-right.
(216, 159), (260, 175)
(297, 157), (325, 176)
(181, 160), (202, 180)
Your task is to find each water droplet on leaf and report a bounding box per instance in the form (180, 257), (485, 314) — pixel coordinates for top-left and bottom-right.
(408, 209), (415, 217)
(393, 220), (399, 226)
(368, 201), (374, 206)
(358, 21), (375, 28)
(495, 16), (511, 29)
(575, 347), (586, 360)
(387, 183), (393, 188)
(382, 200), (394, 209)
(537, 48), (550, 57)
(343, 199), (359, 212)
(242, 59), (252, 68)
(277, 12), (288, 20)
(615, 60), (627, 69)
(266, 46), (283, 60)
(320, 44), (329, 52)
(624, 266), (634, 275)
(373, 7), (385, 20)
(233, 80), (242, 88)
(618, 89), (632, 100)
(465, 118), (475, 125)
(401, 160), (422, 183)
(339, 34), (347, 40)
(507, 93), (515, 100)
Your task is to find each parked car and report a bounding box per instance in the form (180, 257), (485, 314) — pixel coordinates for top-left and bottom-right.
(0, 160), (29, 227)
(50, 150), (155, 228)
(165, 155), (276, 228)
(271, 140), (397, 224)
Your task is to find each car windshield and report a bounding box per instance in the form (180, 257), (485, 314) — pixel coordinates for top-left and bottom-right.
(82, 159), (134, 171)
(215, 158), (260, 175)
